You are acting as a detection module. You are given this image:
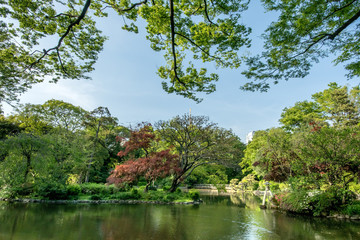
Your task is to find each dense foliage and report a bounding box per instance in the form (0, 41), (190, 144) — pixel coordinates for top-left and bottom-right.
(0, 101), (244, 199)
(242, 83), (360, 216)
(2, 1), (360, 106)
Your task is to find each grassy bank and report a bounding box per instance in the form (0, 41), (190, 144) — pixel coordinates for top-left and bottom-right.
(0, 183), (200, 204)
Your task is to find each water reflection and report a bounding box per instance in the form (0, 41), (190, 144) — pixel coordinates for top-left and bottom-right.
(0, 194), (359, 240)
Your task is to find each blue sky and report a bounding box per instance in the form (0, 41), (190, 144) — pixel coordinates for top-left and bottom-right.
(3, 1), (359, 142)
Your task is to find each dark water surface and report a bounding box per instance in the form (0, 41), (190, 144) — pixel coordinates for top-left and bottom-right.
(0, 194), (360, 240)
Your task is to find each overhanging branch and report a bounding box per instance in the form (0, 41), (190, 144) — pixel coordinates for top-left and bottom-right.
(169, 0), (187, 87)
(29, 0), (92, 73)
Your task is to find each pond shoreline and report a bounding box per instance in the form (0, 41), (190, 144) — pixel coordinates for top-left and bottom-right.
(0, 198), (201, 205)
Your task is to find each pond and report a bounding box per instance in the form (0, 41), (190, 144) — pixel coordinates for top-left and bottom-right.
(1, 193), (359, 240)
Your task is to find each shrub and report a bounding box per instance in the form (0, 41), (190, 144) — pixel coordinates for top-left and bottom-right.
(252, 182), (259, 191)
(8, 184), (34, 198)
(110, 190), (141, 200)
(269, 182), (280, 192)
(163, 194), (176, 202)
(66, 184), (81, 196)
(188, 190), (200, 201)
(80, 183), (111, 195)
(342, 201), (360, 215)
(147, 185), (157, 191)
(36, 182), (68, 200)
(162, 186), (171, 191)
(281, 189), (311, 213)
(90, 194), (102, 200)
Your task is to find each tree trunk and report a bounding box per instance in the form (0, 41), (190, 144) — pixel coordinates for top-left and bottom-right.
(23, 154), (31, 182)
(169, 176), (182, 193)
(85, 121), (101, 183)
(144, 181), (151, 193)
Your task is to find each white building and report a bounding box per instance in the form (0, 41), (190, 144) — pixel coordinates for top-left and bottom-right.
(246, 131), (255, 145)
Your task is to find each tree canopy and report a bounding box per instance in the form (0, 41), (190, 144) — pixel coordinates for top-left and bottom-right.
(242, 0), (360, 91)
(2, 1), (360, 105)
(0, 0), (250, 104)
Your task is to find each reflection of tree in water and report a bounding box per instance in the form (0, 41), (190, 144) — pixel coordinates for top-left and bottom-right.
(230, 193), (262, 209)
(100, 203), (239, 240)
(1, 200), (360, 240)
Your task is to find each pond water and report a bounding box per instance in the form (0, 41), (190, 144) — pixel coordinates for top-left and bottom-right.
(0, 193), (360, 240)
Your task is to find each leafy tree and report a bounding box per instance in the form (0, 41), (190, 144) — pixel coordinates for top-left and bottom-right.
(1, 133), (46, 184)
(0, 115), (22, 140)
(83, 107), (119, 182)
(108, 124), (179, 192)
(39, 99), (87, 132)
(280, 83), (360, 131)
(242, 128), (296, 182)
(1, 0), (250, 104)
(9, 104), (53, 135)
(242, 0), (360, 91)
(312, 83), (359, 127)
(279, 101), (324, 132)
(292, 125), (360, 195)
(156, 114), (242, 192)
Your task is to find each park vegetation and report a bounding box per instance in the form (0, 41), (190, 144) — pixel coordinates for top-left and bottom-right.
(240, 83), (360, 217)
(1, 84), (360, 216)
(0, 101), (244, 202)
(1, 0), (360, 216)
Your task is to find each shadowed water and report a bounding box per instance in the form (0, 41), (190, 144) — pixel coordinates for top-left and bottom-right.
(0, 194), (359, 240)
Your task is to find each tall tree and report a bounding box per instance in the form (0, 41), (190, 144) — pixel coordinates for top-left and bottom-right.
(156, 114), (242, 192)
(1, 0), (250, 104)
(280, 83), (360, 131)
(83, 106), (119, 183)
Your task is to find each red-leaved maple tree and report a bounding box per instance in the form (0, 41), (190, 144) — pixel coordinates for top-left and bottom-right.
(108, 124), (180, 191)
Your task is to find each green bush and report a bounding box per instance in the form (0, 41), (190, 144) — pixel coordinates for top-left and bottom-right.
(162, 186), (171, 191)
(110, 191), (141, 200)
(66, 184), (81, 196)
(7, 184), (34, 198)
(80, 183), (111, 195)
(90, 194), (102, 200)
(342, 201), (360, 215)
(252, 182), (259, 191)
(163, 194), (176, 202)
(188, 190), (200, 201)
(36, 182), (68, 200)
(269, 182), (280, 192)
(282, 189), (311, 213)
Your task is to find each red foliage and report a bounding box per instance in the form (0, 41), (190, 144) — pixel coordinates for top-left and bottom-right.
(309, 121), (322, 132)
(108, 124), (180, 186)
(107, 150), (180, 186)
(117, 124), (155, 157)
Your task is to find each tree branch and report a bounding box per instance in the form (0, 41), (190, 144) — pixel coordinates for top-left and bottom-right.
(29, 0), (92, 72)
(99, 0), (148, 12)
(175, 31), (226, 65)
(169, 0), (187, 87)
(328, 8), (360, 40)
(203, 0), (217, 26)
(323, 0), (358, 21)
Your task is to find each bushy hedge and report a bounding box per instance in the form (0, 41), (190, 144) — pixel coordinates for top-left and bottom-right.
(276, 187), (357, 216)
(35, 182), (68, 200)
